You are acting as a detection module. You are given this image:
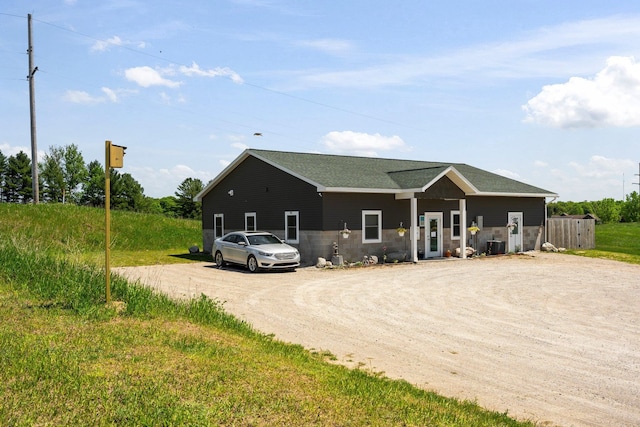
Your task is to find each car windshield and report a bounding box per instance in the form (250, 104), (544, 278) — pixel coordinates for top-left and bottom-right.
(247, 234), (281, 245)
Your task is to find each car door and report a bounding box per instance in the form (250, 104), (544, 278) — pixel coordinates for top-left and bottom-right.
(219, 234), (240, 263)
(225, 234), (249, 264)
(234, 234), (251, 263)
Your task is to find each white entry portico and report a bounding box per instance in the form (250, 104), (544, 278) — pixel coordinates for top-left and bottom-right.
(400, 166), (472, 262)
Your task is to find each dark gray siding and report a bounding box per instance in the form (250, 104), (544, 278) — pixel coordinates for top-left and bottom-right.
(322, 193), (411, 230)
(416, 197), (545, 228)
(467, 196), (546, 227)
(201, 156), (323, 231)
(423, 176), (465, 199)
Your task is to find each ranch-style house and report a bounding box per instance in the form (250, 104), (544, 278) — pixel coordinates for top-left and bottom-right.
(195, 149), (558, 265)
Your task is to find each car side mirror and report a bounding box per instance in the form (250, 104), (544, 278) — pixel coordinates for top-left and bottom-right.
(237, 241), (247, 246)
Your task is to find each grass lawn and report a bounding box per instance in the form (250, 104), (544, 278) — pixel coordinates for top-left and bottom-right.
(567, 222), (640, 264)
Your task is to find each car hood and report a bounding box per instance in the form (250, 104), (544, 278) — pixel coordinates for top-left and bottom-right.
(251, 244), (297, 253)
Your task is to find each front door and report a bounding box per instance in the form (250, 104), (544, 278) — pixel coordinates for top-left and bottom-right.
(507, 212), (523, 253)
(425, 212), (443, 258)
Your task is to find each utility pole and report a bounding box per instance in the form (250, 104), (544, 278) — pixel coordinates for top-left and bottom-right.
(27, 13), (39, 204)
(633, 162), (640, 221)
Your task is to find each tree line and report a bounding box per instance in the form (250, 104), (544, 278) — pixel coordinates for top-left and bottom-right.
(2, 144), (638, 224)
(548, 194), (640, 223)
(0, 144), (203, 219)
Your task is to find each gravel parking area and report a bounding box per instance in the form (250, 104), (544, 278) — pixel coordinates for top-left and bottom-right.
(116, 252), (640, 427)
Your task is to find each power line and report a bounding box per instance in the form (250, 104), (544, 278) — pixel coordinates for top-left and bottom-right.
(27, 15), (428, 135)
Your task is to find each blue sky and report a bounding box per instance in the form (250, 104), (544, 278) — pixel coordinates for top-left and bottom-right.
(1, 1), (640, 201)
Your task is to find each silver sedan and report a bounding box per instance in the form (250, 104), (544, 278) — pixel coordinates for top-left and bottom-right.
(213, 231), (300, 273)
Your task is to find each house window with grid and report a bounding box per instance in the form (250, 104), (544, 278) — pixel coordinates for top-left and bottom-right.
(451, 210), (460, 240)
(362, 210), (382, 243)
(285, 211), (299, 243)
(245, 212), (256, 231)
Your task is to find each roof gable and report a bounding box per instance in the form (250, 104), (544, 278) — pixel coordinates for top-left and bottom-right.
(195, 149), (557, 201)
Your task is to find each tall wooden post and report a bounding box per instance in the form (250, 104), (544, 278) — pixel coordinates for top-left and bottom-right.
(105, 141), (112, 304)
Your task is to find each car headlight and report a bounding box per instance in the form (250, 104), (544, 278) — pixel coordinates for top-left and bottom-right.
(258, 251), (274, 257)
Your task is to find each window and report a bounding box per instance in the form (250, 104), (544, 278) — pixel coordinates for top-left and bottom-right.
(214, 214), (224, 239)
(285, 211), (299, 243)
(245, 212), (257, 231)
(362, 210), (382, 243)
(450, 210), (460, 240)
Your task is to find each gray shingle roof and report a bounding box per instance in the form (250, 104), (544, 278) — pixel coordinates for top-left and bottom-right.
(250, 149), (556, 196)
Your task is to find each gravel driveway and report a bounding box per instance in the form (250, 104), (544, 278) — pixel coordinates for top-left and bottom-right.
(116, 253), (640, 427)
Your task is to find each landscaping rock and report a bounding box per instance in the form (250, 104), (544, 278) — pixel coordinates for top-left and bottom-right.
(189, 245), (199, 254)
(455, 247), (476, 257)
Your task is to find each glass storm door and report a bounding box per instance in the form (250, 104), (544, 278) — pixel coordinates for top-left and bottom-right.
(425, 212), (443, 258)
(507, 212), (523, 253)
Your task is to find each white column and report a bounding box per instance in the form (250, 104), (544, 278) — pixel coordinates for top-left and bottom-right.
(459, 199), (467, 259)
(411, 197), (418, 262)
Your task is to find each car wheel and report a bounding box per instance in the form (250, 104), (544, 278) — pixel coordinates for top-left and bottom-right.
(214, 251), (225, 268)
(247, 255), (259, 273)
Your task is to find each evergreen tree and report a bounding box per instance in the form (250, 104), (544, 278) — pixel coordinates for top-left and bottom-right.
(0, 150), (7, 202)
(175, 178), (203, 219)
(110, 170), (145, 211)
(5, 151), (33, 203)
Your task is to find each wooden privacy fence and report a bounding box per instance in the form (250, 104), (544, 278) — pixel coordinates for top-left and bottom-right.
(546, 218), (595, 249)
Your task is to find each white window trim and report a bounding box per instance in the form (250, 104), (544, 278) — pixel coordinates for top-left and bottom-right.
(284, 211), (299, 244)
(244, 212), (257, 231)
(450, 210), (460, 240)
(362, 210), (382, 244)
(214, 213), (224, 239)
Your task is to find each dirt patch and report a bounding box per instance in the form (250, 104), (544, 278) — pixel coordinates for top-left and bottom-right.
(116, 253), (640, 427)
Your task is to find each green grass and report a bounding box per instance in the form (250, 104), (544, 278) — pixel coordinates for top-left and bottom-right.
(0, 203), (203, 266)
(566, 222), (640, 264)
(0, 204), (537, 425)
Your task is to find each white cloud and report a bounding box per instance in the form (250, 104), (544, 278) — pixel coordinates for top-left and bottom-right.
(63, 90), (105, 104)
(90, 35), (146, 53)
(124, 66), (182, 88)
(536, 155), (635, 201)
(321, 131), (409, 157)
(91, 36), (123, 52)
(291, 15), (640, 89)
(523, 56), (640, 128)
(533, 160), (548, 168)
(101, 87), (118, 102)
(178, 62), (244, 84)
(0, 143), (45, 161)
(159, 91), (186, 105)
(568, 155), (634, 178)
(63, 87), (135, 104)
(295, 39), (354, 56)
